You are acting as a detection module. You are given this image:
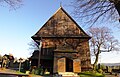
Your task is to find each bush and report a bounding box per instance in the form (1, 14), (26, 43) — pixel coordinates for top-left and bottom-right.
(98, 69), (103, 74)
(23, 60), (30, 71)
(31, 68), (35, 74)
(35, 68), (40, 75)
(30, 66), (36, 74)
(33, 67), (44, 75)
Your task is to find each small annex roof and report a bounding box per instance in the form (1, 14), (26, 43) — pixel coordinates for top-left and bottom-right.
(32, 6), (91, 41)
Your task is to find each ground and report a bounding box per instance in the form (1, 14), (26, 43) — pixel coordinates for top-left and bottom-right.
(0, 68), (43, 77)
(0, 68), (120, 77)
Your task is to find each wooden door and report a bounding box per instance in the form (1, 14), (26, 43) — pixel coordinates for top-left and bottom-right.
(73, 59), (81, 72)
(58, 58), (66, 72)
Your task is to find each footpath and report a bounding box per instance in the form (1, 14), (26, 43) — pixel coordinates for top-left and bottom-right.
(0, 68), (44, 77)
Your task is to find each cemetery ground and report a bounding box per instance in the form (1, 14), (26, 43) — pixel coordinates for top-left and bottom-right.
(0, 68), (120, 77)
(0, 68), (43, 77)
(79, 71), (120, 77)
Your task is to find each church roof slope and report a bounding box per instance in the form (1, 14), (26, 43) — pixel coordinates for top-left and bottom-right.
(32, 6), (91, 40)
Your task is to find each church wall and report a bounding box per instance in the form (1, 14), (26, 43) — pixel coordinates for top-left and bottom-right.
(77, 41), (92, 71)
(31, 7), (92, 73)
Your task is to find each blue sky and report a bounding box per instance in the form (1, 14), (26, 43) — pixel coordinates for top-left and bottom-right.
(0, 0), (71, 59)
(0, 0), (120, 63)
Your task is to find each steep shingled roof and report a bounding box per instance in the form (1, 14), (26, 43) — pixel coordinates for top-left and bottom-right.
(32, 6), (91, 40)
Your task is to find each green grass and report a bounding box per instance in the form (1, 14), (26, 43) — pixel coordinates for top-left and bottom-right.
(15, 71), (26, 74)
(79, 71), (105, 77)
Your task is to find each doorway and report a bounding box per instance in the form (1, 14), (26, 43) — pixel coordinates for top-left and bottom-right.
(66, 58), (73, 72)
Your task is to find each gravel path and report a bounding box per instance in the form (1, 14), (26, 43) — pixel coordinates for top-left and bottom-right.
(0, 75), (17, 77)
(0, 68), (25, 77)
(0, 68), (47, 77)
(105, 74), (120, 77)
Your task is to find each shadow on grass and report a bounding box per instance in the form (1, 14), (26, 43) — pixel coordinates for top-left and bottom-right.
(79, 72), (105, 77)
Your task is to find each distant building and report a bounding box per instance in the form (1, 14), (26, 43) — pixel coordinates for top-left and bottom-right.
(2, 54), (14, 68)
(30, 6), (92, 74)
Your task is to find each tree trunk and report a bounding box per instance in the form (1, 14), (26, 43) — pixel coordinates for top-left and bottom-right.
(93, 50), (100, 71)
(115, 1), (120, 16)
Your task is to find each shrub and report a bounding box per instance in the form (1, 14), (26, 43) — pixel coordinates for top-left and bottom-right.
(23, 60), (30, 71)
(98, 69), (103, 74)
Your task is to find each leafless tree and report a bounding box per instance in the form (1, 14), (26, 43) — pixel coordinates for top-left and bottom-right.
(28, 40), (39, 51)
(88, 27), (119, 71)
(0, 0), (22, 9)
(72, 0), (120, 26)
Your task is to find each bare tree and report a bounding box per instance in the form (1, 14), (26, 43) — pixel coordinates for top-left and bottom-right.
(88, 27), (119, 71)
(28, 40), (39, 50)
(72, 0), (120, 26)
(0, 0), (22, 9)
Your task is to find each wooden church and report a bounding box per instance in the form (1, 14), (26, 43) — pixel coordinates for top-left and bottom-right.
(31, 6), (92, 74)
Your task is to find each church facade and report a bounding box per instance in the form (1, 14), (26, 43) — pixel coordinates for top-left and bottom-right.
(31, 7), (92, 74)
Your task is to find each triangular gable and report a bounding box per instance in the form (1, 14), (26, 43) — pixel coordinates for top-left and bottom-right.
(32, 7), (90, 40)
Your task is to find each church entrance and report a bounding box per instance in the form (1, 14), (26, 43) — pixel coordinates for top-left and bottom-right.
(66, 58), (73, 72)
(56, 57), (81, 73)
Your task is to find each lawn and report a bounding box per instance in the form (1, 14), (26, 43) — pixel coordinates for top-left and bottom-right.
(79, 71), (105, 77)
